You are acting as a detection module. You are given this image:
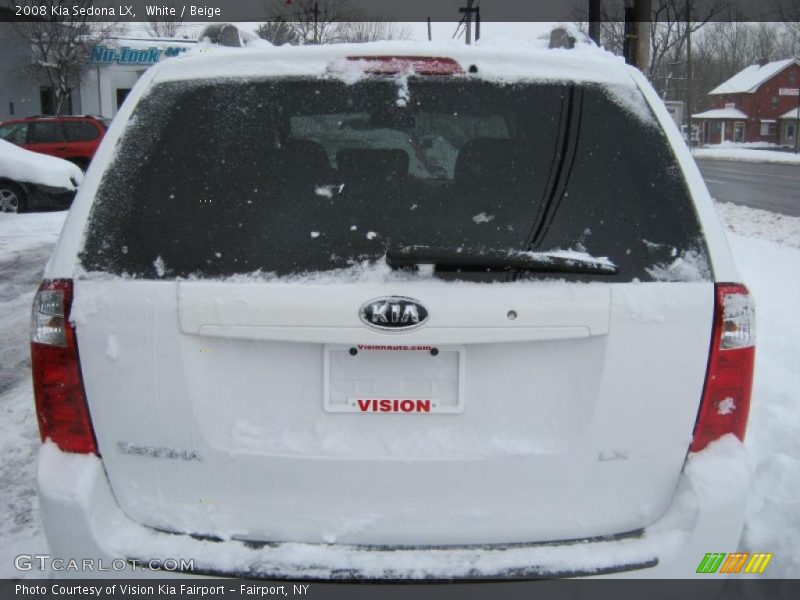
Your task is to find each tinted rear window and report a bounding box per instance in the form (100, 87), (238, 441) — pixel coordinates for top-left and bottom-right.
(80, 77), (710, 283)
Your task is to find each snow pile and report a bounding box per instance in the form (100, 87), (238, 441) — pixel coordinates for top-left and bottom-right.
(0, 212), (67, 578)
(0, 140), (83, 190)
(0, 382), (47, 579)
(725, 230), (800, 577)
(693, 146), (800, 165)
(705, 141), (778, 150)
(715, 202), (800, 250)
(685, 436), (750, 506)
(0, 211), (68, 393)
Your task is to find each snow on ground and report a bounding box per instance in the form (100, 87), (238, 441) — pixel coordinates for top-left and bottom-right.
(705, 141), (779, 150)
(693, 144), (800, 165)
(0, 211), (67, 397)
(715, 202), (800, 250)
(0, 211), (66, 578)
(716, 205), (800, 578)
(0, 204), (798, 577)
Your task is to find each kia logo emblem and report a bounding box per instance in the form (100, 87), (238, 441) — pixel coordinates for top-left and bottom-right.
(360, 296), (429, 331)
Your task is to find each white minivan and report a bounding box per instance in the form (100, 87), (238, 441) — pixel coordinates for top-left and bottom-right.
(31, 33), (755, 579)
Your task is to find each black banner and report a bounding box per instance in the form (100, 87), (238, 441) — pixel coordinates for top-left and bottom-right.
(5, 579), (800, 600)
(1, 0), (799, 23)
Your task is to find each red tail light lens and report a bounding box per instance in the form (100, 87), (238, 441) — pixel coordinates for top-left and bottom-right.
(345, 56), (464, 75)
(30, 279), (97, 455)
(691, 283), (755, 452)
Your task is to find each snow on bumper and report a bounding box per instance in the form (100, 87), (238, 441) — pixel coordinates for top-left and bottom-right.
(36, 437), (749, 579)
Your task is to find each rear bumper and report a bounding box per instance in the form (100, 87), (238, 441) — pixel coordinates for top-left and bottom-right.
(35, 437), (749, 580)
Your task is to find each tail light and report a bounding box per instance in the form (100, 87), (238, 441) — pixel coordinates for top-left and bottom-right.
(30, 279), (98, 454)
(691, 283), (755, 452)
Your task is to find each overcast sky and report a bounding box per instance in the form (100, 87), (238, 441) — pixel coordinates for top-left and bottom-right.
(405, 21), (556, 42)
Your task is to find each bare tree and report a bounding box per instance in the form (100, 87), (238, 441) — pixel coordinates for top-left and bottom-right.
(256, 18), (300, 45)
(145, 1), (184, 39)
(573, 1), (797, 113)
(337, 21), (411, 43)
(12, 1), (117, 115)
(772, 0), (800, 54)
(261, 0), (409, 45)
(573, 0), (729, 93)
(265, 0), (357, 44)
(647, 0), (729, 80)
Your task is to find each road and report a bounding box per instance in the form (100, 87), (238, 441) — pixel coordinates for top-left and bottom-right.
(696, 158), (800, 217)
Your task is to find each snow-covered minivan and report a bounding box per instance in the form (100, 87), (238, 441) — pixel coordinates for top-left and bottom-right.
(32, 31), (755, 579)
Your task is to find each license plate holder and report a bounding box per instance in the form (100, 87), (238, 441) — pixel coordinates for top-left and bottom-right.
(323, 344), (465, 414)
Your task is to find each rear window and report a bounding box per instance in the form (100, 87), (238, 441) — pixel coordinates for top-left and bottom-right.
(80, 77), (711, 283)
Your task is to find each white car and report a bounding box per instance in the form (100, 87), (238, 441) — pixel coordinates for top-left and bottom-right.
(31, 31), (755, 579)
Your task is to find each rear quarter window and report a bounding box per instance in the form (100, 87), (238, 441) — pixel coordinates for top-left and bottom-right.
(79, 76), (711, 284)
(63, 121), (100, 142)
(29, 121), (64, 143)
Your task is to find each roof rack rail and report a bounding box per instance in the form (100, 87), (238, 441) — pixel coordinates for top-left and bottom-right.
(549, 27), (576, 50)
(200, 23), (243, 48)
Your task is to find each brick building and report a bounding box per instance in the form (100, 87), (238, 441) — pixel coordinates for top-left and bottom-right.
(693, 57), (800, 147)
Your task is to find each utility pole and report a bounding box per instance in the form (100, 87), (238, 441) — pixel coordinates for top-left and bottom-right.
(623, 0), (651, 74)
(427, 17), (432, 41)
(465, 0), (473, 45)
(634, 0), (651, 74)
(459, 0), (479, 45)
(794, 93), (799, 153)
(623, 3), (636, 65)
(588, 0), (602, 44)
(312, 1), (319, 44)
(686, 0), (693, 147)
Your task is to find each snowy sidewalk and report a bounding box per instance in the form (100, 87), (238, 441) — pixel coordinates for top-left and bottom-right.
(693, 145), (800, 165)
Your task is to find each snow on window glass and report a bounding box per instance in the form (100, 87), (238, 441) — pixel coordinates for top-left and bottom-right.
(80, 77), (709, 283)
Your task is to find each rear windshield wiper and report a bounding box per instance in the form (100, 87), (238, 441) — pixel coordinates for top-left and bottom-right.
(386, 247), (618, 275)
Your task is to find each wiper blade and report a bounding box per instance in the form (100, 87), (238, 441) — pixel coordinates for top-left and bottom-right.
(386, 247), (618, 275)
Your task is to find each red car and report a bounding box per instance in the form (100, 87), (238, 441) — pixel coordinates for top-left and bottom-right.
(0, 115), (110, 170)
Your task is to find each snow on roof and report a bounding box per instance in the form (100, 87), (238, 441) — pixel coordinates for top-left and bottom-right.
(779, 105), (800, 120)
(708, 58), (800, 95)
(692, 108), (748, 120)
(149, 39), (637, 88)
(0, 139), (82, 190)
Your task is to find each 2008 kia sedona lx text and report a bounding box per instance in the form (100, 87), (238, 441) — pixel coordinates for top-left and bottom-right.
(31, 31), (755, 579)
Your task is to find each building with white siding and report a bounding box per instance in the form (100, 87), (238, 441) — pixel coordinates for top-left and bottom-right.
(0, 23), (195, 121)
